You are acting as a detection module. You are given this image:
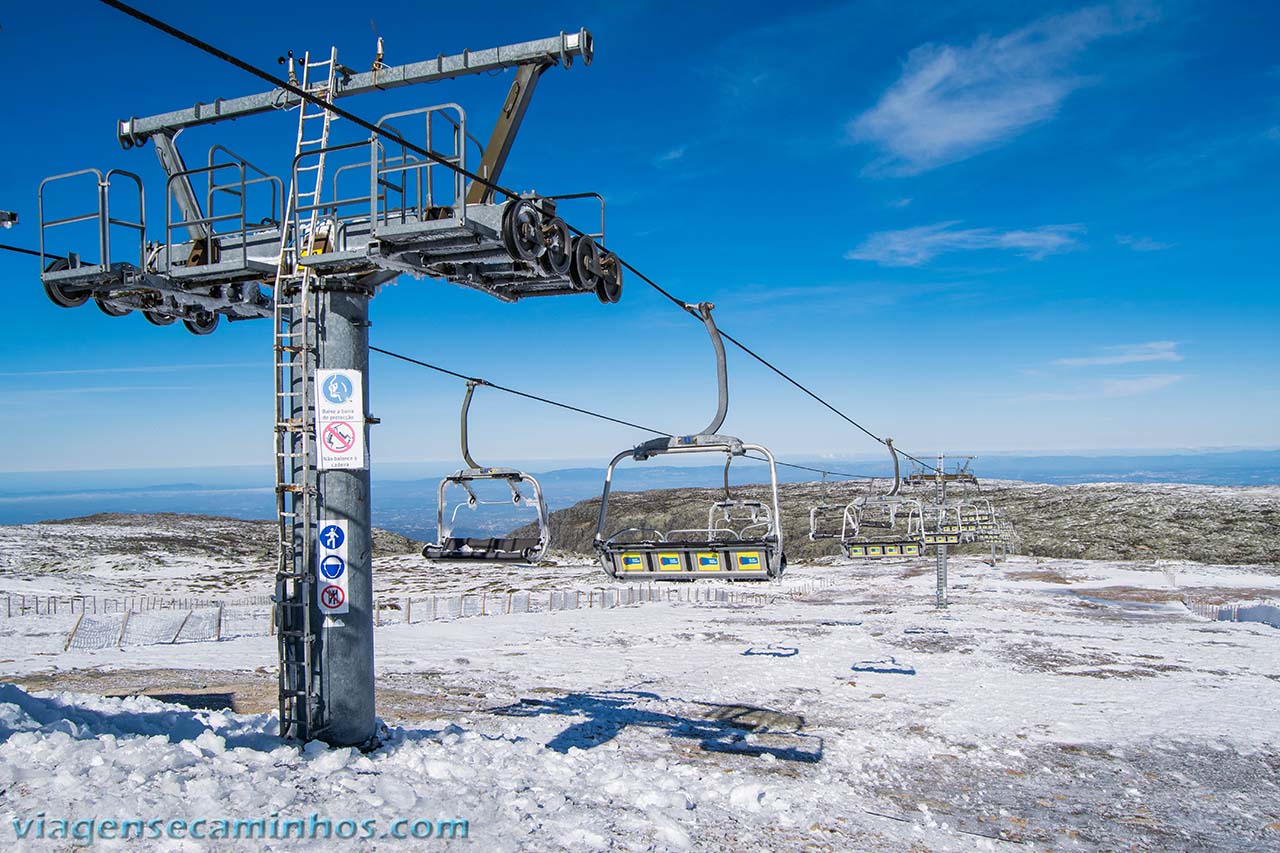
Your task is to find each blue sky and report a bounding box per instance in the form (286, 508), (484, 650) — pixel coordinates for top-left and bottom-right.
(1, 0), (1277, 473)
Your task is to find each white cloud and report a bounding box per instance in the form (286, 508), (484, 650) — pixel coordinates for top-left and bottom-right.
(1116, 234), (1176, 251)
(1054, 341), (1182, 367)
(1024, 373), (1184, 401)
(846, 221), (1083, 267)
(654, 147), (686, 166)
(889, 198), (913, 208)
(1099, 374), (1183, 396)
(849, 4), (1157, 175)
(0, 362), (257, 378)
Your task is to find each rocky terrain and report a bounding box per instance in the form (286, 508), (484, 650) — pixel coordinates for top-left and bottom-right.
(0, 513), (422, 597)
(520, 480), (1280, 565)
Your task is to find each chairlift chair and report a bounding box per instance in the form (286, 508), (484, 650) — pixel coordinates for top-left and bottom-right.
(922, 503), (973, 547)
(421, 380), (550, 563)
(839, 445), (926, 559)
(808, 472), (849, 542)
(594, 303), (785, 581)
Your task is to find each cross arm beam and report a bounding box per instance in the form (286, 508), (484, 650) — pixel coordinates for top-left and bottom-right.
(118, 29), (593, 146)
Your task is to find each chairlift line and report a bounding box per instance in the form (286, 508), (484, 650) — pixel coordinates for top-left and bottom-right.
(23, 8), (1025, 749)
(368, 344), (878, 481)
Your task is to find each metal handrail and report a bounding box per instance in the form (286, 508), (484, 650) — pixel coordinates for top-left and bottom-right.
(38, 167), (146, 274)
(291, 139), (371, 253)
(373, 104), (468, 231)
(540, 191), (607, 245)
(165, 160), (281, 274)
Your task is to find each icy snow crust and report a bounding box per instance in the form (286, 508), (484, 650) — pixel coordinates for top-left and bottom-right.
(0, 517), (1278, 849)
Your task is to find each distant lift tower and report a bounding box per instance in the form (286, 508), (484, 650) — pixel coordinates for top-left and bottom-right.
(36, 29), (617, 747)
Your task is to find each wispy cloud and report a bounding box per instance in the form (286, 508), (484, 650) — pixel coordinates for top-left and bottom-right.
(846, 221), (1084, 267)
(849, 4), (1157, 175)
(1116, 234), (1176, 252)
(654, 146), (686, 167)
(12, 386), (202, 396)
(0, 362), (257, 378)
(1024, 373), (1184, 401)
(729, 279), (972, 308)
(1054, 341), (1182, 367)
(889, 198), (913, 208)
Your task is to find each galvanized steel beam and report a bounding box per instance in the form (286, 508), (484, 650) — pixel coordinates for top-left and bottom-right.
(118, 30), (592, 145)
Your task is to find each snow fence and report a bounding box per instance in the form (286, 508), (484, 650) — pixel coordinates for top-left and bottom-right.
(61, 579), (836, 651)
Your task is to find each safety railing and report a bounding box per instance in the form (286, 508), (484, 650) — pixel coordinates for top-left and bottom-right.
(293, 139), (378, 254)
(164, 148), (283, 275)
(540, 191), (607, 247)
(373, 104), (474, 231)
(38, 167), (146, 273)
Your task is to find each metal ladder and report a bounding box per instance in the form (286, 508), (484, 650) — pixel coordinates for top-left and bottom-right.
(273, 48), (339, 741)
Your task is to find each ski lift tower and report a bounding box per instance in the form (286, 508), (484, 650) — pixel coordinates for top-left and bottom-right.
(36, 28), (619, 747)
(905, 454), (977, 607)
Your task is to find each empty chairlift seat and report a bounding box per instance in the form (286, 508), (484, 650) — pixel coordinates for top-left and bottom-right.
(595, 443), (786, 581)
(842, 495), (926, 560)
(420, 468), (549, 562)
(592, 302), (785, 582)
(421, 381), (551, 563)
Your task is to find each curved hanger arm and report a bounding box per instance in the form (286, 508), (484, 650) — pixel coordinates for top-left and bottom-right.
(460, 380), (482, 469)
(884, 438), (901, 498)
(689, 302), (728, 437)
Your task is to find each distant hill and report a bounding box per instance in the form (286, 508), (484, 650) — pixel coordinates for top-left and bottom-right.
(516, 481), (1280, 565)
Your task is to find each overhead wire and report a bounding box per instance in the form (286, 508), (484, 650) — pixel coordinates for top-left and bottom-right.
(0, 243), (51, 259)
(90, 0), (941, 474)
(370, 345), (878, 481)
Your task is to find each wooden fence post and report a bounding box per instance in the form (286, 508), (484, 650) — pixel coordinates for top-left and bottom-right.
(216, 604), (224, 641)
(64, 613), (85, 652)
(170, 611), (193, 644)
(405, 598), (412, 625)
(117, 609), (131, 648)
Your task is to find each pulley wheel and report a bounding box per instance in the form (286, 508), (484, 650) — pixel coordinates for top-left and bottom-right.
(539, 217), (572, 277)
(95, 297), (131, 317)
(41, 258), (89, 308)
(595, 251), (623, 304)
(143, 310), (176, 326)
(569, 235), (601, 292)
(501, 200), (546, 262)
(183, 310), (220, 336)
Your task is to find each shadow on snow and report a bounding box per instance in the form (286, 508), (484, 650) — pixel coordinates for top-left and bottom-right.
(490, 690), (823, 763)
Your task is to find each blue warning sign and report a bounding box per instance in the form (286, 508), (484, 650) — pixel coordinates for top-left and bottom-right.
(319, 524), (345, 550)
(322, 373), (353, 404)
(319, 554), (346, 580)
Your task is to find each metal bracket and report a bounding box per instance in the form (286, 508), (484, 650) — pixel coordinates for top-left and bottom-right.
(465, 63), (549, 205)
(152, 131), (210, 244)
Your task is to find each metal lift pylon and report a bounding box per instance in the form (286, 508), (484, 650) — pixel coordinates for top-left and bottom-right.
(273, 50), (366, 744)
(36, 26), (605, 747)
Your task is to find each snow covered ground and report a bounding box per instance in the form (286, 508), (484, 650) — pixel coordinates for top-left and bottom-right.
(1, 552), (1279, 850)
